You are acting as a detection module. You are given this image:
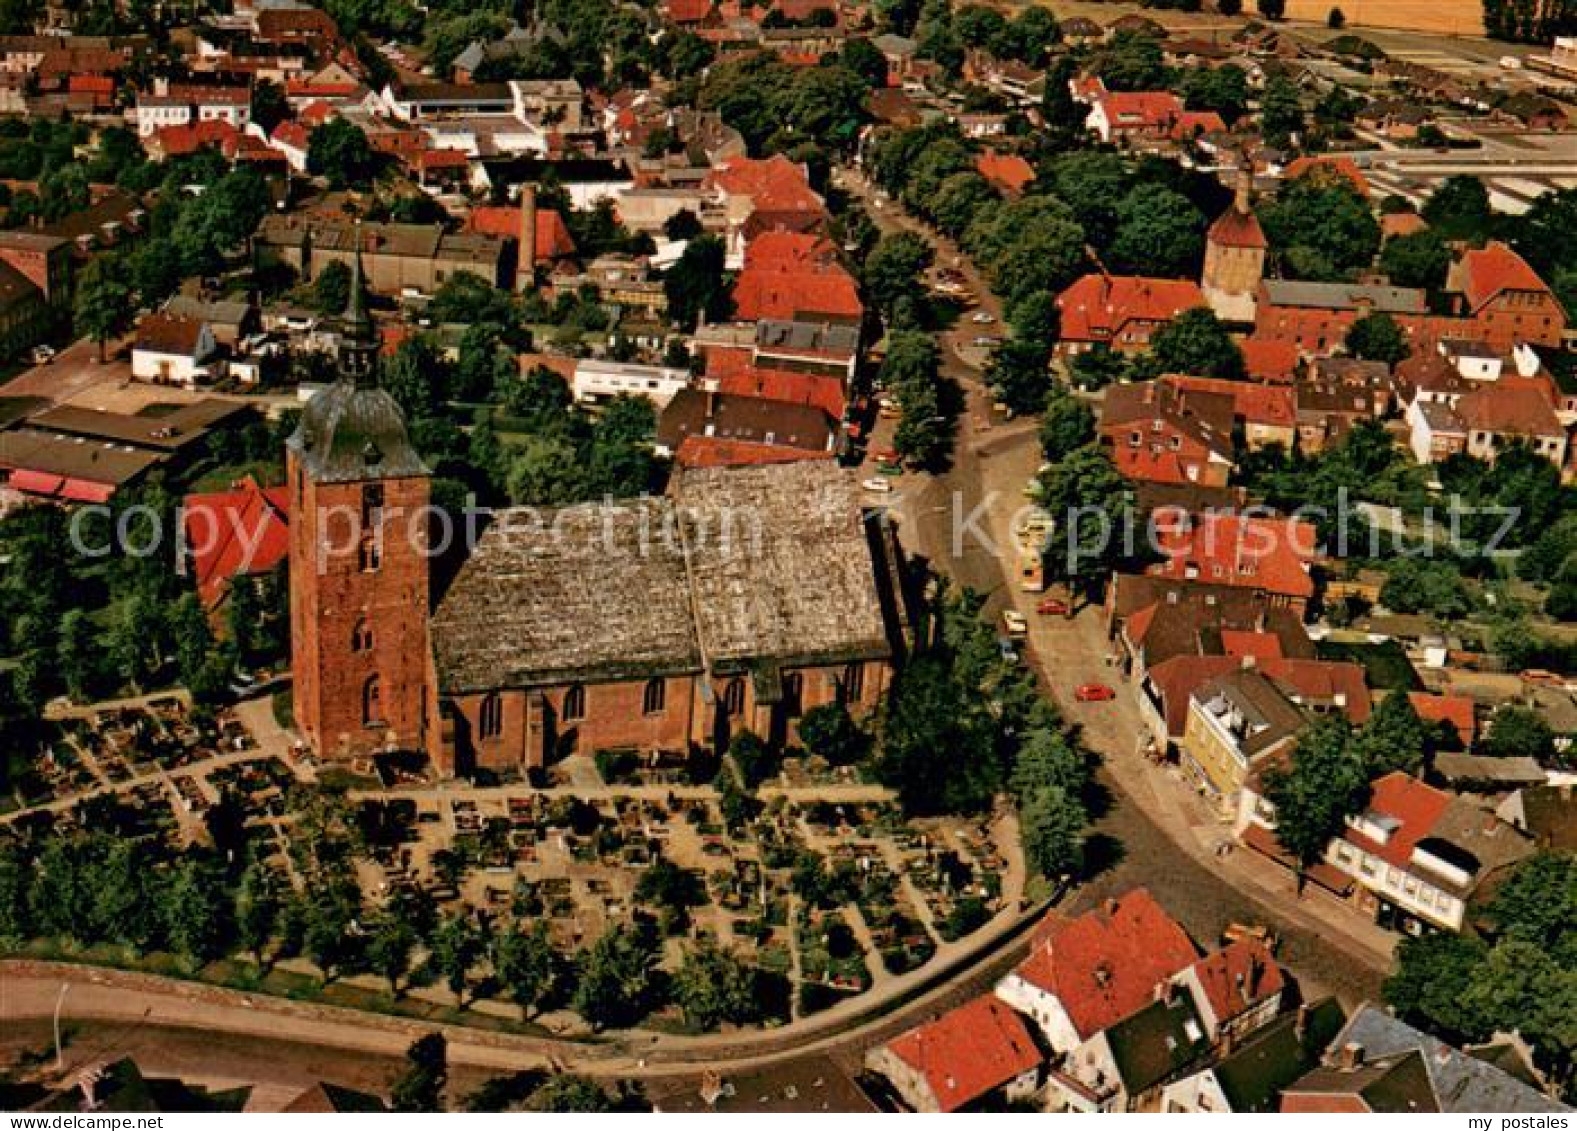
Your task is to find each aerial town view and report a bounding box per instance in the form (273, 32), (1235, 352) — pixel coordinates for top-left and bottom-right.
(0, 0), (1574, 1118)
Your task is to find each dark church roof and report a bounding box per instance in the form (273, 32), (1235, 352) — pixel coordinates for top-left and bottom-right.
(287, 372), (429, 484)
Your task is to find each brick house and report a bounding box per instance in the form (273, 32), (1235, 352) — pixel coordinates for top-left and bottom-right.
(1447, 241), (1567, 350)
(1056, 274), (1207, 358)
(867, 995), (1044, 1112)
(1099, 380), (1236, 488)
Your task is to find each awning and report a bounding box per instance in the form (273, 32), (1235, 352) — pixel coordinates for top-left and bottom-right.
(58, 478), (116, 504)
(6, 469), (64, 496)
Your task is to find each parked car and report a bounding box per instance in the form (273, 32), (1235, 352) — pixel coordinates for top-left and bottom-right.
(872, 446), (900, 464)
(29, 345), (56, 365)
(1075, 683), (1116, 702)
(971, 311), (996, 324)
(861, 477), (894, 493)
(1036, 597), (1070, 617)
(1001, 609), (1029, 638)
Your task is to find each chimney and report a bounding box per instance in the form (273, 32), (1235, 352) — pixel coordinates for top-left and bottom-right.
(1338, 1042), (1364, 1071)
(517, 184), (537, 291)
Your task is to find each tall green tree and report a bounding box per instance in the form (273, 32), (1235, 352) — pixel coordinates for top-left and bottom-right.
(74, 257), (134, 362)
(1151, 307), (1245, 379)
(663, 235), (731, 331)
(1345, 311), (1411, 364)
(391, 1033), (448, 1113)
(1263, 717), (1371, 881)
(1020, 784), (1086, 880)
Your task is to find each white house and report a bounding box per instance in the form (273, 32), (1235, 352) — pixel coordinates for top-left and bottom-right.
(572, 359), (692, 408)
(131, 314), (218, 387)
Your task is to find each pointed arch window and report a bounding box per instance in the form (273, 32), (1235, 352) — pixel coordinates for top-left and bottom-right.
(479, 692), (503, 740)
(363, 675), (383, 726)
(351, 620), (373, 653)
(642, 678), (666, 716)
(562, 683), (586, 723)
(722, 677), (746, 718)
(840, 662), (865, 705)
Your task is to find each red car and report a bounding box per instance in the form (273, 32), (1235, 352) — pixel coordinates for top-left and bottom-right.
(1036, 597), (1070, 617)
(1075, 683), (1116, 703)
(872, 446), (900, 464)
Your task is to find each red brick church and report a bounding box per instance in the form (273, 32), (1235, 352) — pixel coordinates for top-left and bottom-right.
(288, 251), (907, 777)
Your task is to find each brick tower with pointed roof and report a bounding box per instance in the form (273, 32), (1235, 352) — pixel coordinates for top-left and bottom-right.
(1202, 163), (1267, 324)
(287, 230), (433, 759)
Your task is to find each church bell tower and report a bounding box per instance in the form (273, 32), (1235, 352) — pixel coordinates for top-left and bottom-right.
(287, 231), (433, 760)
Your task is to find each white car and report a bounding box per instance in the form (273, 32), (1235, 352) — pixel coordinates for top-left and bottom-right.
(29, 345), (56, 364)
(1001, 609), (1029, 638)
(971, 311), (996, 324)
(862, 477), (894, 493)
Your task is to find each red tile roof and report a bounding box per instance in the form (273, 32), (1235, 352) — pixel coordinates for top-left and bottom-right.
(135, 313), (208, 356)
(1458, 242), (1552, 313)
(1149, 512), (1318, 600)
(1098, 90), (1186, 130)
(1011, 888), (1199, 1042)
(1220, 630), (1285, 662)
(271, 120), (311, 150)
(1454, 377), (1562, 439)
(1058, 274), (1206, 345)
(732, 258), (862, 322)
(1407, 692), (1476, 747)
(153, 119), (243, 158)
(1284, 156), (1370, 197)
(1113, 444), (1195, 486)
(182, 477), (290, 606)
(1170, 109), (1226, 139)
(1265, 658), (1371, 724)
(1163, 374), (1295, 429)
(1240, 336), (1300, 383)
(465, 204), (577, 259)
(976, 151), (1036, 195)
(1187, 937), (1285, 1029)
(68, 75), (115, 95)
(674, 435), (836, 469)
(715, 366), (847, 418)
(885, 994), (1043, 1112)
(665, 0), (714, 21)
(743, 230), (839, 269)
(1342, 771), (1452, 870)
(706, 154), (826, 216)
(1208, 205), (1267, 250)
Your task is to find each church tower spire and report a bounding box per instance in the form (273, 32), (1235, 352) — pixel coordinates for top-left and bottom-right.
(337, 223), (379, 388)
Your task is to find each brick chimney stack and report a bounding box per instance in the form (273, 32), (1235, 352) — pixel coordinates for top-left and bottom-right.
(517, 185), (537, 292)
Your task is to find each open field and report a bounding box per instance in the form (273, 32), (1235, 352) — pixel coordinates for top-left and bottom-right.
(1022, 0), (1486, 38)
(1283, 0), (1485, 36)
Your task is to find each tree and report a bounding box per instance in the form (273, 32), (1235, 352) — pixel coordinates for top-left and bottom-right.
(663, 208), (702, 241)
(493, 925), (559, 1017)
(428, 912), (485, 1006)
(1108, 184), (1206, 277)
(1150, 307), (1245, 379)
(367, 913), (417, 995)
(1020, 784), (1085, 879)
(56, 608), (97, 702)
(526, 1076), (616, 1113)
(1384, 933), (1493, 1043)
(863, 231), (933, 323)
(573, 922), (663, 1030)
(797, 702), (870, 765)
(1485, 851), (1577, 964)
(663, 235), (731, 331)
(1259, 75), (1304, 149)
(727, 729), (776, 789)
(74, 257), (134, 362)
(163, 857), (233, 963)
(878, 654), (1001, 815)
(307, 118), (377, 190)
(1422, 175), (1493, 243)
(1261, 175), (1381, 280)
(311, 259), (352, 315)
(671, 941), (763, 1029)
(882, 332), (955, 470)
(1010, 726), (1086, 800)
(1095, 29), (1168, 92)
(985, 338), (1052, 416)
(1040, 391), (1095, 463)
(234, 857), (281, 965)
(1182, 64), (1251, 123)
(391, 1033), (448, 1113)
(1353, 690), (1432, 776)
(1480, 705), (1557, 765)
(250, 79), (289, 134)
(1345, 311), (1411, 364)
(1262, 717), (1371, 879)
(839, 37), (889, 88)
(1380, 230), (1451, 291)
(1036, 445), (1129, 586)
